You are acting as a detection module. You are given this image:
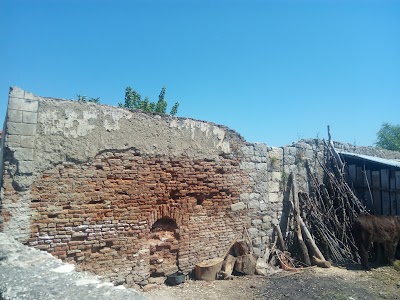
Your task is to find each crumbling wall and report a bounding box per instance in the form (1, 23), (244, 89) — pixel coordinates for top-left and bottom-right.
(0, 87), (252, 287)
(3, 87), (397, 287)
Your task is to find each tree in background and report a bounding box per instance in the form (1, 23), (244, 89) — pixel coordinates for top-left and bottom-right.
(375, 123), (400, 151)
(118, 86), (179, 116)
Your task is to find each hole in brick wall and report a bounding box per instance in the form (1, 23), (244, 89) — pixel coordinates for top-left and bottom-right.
(91, 246), (101, 253)
(48, 213), (58, 218)
(95, 165), (103, 170)
(150, 217), (179, 277)
(88, 199), (104, 204)
(105, 241), (113, 247)
(151, 218), (178, 233)
(71, 235), (86, 241)
(220, 189), (232, 197)
(187, 193), (205, 205)
(216, 168), (226, 174)
(170, 190), (180, 200)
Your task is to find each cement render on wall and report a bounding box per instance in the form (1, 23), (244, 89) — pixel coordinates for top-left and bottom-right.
(35, 97), (241, 174)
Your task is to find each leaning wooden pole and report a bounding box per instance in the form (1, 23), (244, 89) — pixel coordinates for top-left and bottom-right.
(291, 173), (311, 266)
(299, 217), (331, 268)
(273, 222), (286, 251)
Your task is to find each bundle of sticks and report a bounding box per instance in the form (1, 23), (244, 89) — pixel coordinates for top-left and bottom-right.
(296, 138), (367, 264)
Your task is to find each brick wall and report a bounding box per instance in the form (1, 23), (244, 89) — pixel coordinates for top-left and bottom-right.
(28, 148), (249, 286)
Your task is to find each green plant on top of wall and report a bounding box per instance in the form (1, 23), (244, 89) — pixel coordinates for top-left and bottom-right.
(119, 86), (179, 116)
(76, 95), (100, 104)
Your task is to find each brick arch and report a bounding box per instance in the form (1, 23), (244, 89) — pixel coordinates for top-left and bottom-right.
(147, 204), (183, 229)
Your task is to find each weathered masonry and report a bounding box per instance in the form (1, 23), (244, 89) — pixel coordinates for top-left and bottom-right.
(1, 87), (399, 288)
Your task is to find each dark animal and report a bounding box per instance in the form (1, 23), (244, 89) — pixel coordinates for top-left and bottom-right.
(353, 214), (400, 270)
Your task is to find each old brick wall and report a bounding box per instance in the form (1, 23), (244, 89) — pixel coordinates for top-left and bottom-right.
(0, 87), (251, 288)
(28, 149), (248, 285)
(3, 88), (397, 287)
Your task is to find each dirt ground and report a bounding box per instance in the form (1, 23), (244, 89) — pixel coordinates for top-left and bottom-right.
(145, 265), (400, 300)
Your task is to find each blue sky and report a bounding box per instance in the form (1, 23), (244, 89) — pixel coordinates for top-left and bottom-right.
(1, 0), (399, 147)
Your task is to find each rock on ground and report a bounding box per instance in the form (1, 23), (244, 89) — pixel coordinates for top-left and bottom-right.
(0, 233), (146, 300)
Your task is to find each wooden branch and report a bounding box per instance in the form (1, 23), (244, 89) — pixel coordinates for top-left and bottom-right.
(244, 227), (255, 255)
(273, 222), (286, 251)
(327, 125), (345, 171)
(291, 173), (311, 266)
(299, 217), (331, 268)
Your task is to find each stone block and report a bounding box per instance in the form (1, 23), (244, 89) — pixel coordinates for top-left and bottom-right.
(256, 182), (268, 193)
(262, 215), (271, 223)
(253, 143), (268, 155)
(9, 86), (25, 98)
(239, 193), (250, 202)
(261, 223), (272, 231)
(252, 237), (261, 247)
(259, 203), (268, 211)
(251, 219), (262, 226)
(249, 193), (260, 201)
(261, 236), (269, 245)
(23, 90), (39, 101)
(7, 122), (37, 136)
(5, 135), (21, 147)
(13, 148), (34, 161)
(23, 111), (38, 124)
(240, 162), (256, 170)
(268, 182), (280, 193)
(241, 145), (254, 156)
(255, 163), (268, 170)
(250, 156), (262, 163)
(8, 97), (38, 112)
(231, 202), (246, 212)
(18, 161), (34, 174)
(247, 227), (258, 237)
(20, 136), (35, 148)
(295, 141), (312, 150)
(270, 172), (282, 182)
(268, 192), (280, 203)
(13, 175), (34, 190)
(252, 247), (261, 257)
(247, 200), (260, 209)
(285, 147), (297, 156)
(284, 155), (295, 165)
(7, 109), (22, 122)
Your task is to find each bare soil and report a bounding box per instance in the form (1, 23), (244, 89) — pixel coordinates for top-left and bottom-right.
(146, 265), (400, 300)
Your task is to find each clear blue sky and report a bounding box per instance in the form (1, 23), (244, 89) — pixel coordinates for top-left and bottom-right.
(1, 0), (399, 147)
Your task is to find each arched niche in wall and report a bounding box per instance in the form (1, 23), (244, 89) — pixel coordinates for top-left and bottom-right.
(149, 217), (180, 277)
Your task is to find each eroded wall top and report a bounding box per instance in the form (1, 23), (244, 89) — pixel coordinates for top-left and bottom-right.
(7, 87), (245, 174)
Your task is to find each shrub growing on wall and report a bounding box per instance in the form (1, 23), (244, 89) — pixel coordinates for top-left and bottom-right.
(119, 86), (179, 116)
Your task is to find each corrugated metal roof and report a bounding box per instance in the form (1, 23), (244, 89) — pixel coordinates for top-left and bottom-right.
(336, 150), (400, 168)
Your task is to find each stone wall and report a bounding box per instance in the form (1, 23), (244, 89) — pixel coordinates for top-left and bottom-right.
(1, 87), (399, 288)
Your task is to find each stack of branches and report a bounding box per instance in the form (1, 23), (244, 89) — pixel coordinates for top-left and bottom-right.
(298, 139), (367, 264)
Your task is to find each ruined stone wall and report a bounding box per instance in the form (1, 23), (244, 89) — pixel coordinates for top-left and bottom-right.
(0, 87), (251, 287)
(3, 87), (397, 287)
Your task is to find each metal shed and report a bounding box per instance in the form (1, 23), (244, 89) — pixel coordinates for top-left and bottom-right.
(337, 150), (400, 215)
